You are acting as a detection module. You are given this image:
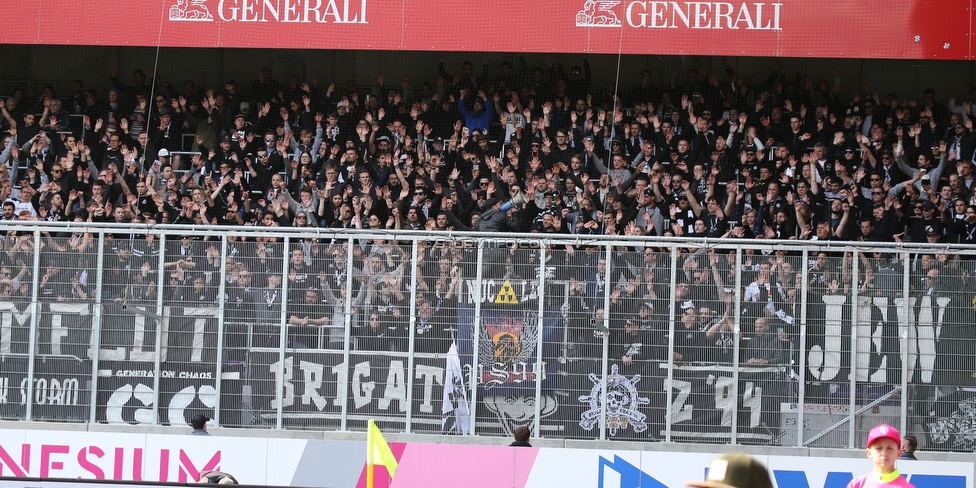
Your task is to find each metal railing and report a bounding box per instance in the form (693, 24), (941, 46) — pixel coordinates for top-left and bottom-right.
(0, 221), (974, 450)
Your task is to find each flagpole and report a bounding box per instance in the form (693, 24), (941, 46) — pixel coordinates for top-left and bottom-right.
(367, 418), (374, 488)
(367, 418), (397, 487)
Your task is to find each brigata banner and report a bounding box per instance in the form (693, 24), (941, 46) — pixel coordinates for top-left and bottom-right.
(0, 0), (971, 59)
(248, 348), (453, 432)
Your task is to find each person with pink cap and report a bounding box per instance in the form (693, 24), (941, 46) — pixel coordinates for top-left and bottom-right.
(847, 424), (915, 488)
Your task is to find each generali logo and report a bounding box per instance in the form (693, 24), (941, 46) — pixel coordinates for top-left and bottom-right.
(169, 0), (214, 21)
(169, 0), (368, 23)
(576, 0), (622, 27)
(576, 1), (783, 30)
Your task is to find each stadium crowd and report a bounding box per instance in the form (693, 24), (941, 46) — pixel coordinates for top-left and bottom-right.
(1, 56), (976, 369)
(2, 56), (976, 244)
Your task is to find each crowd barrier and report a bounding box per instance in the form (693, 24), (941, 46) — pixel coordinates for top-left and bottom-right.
(1, 221), (975, 451)
(0, 429), (973, 488)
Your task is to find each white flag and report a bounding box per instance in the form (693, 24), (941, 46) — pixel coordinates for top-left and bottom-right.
(441, 342), (471, 435)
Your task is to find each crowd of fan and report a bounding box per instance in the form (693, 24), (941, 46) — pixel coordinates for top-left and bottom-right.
(2, 56), (976, 244)
(6, 57), (976, 440)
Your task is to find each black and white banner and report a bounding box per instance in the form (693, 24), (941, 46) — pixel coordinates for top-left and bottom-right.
(248, 349), (450, 432)
(97, 304), (222, 364)
(1, 289), (974, 444)
(0, 301), (93, 358)
(95, 360), (217, 426)
(0, 302), (224, 364)
(94, 304), (222, 426)
(0, 301), (95, 422)
(0, 354), (91, 421)
(926, 389), (976, 451)
(556, 360), (782, 442)
(804, 293), (976, 388)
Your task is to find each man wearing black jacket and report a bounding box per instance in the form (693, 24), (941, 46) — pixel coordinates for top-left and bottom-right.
(509, 426), (532, 447)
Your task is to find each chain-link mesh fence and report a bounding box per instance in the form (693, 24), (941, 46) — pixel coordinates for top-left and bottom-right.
(4, 224), (976, 450)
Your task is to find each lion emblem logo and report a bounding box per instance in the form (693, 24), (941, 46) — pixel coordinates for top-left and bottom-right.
(576, 0), (622, 27)
(169, 0), (214, 21)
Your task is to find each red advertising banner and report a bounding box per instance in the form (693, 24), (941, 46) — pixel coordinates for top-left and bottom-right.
(0, 0), (972, 59)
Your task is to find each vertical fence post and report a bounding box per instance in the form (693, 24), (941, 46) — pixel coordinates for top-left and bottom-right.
(275, 236), (291, 429)
(88, 232), (107, 423)
(900, 251), (912, 438)
(797, 249), (809, 446)
(213, 235), (230, 426)
(599, 244), (614, 440)
(730, 247), (743, 444)
(151, 233), (168, 425)
(533, 243), (547, 438)
(468, 241), (486, 435)
(24, 231), (42, 421)
(339, 237), (355, 431)
(848, 255), (860, 448)
(664, 245), (678, 442)
(404, 239), (420, 433)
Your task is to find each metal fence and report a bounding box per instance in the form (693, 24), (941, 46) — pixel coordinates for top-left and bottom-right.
(1, 222), (976, 451)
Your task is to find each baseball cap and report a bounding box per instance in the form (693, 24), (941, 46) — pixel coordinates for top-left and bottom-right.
(158, 148), (170, 157)
(685, 453), (773, 488)
(866, 424), (901, 448)
(484, 197), (501, 209)
(191, 414), (210, 424)
(921, 200), (935, 209)
(925, 225), (939, 236)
